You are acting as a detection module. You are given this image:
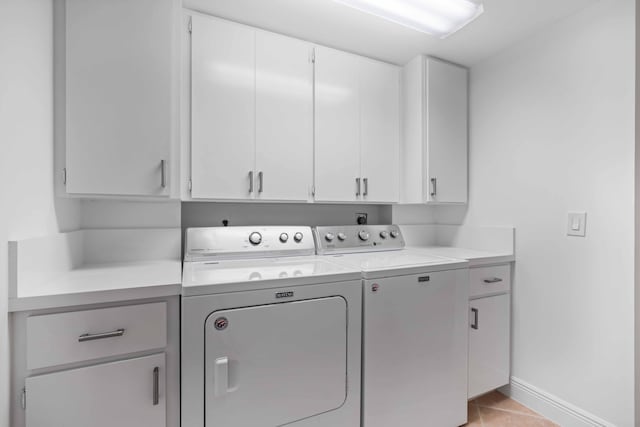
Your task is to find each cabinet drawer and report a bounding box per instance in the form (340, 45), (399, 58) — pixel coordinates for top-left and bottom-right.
(469, 265), (510, 298)
(27, 302), (166, 370)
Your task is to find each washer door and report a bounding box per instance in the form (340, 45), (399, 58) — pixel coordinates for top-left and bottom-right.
(205, 296), (347, 427)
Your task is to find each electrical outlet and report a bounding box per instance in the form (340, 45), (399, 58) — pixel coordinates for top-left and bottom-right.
(356, 213), (368, 225)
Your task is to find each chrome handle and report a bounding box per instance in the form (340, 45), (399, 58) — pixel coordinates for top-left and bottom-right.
(248, 171), (254, 193)
(160, 160), (167, 188)
(258, 171), (263, 193)
(78, 328), (125, 342)
(430, 177), (437, 197)
(471, 308), (478, 330)
(483, 277), (503, 284)
(214, 357), (229, 397)
(356, 178), (361, 196)
(153, 367), (159, 405)
(363, 178), (368, 196)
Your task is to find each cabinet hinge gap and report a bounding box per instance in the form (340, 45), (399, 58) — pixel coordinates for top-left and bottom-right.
(21, 388), (26, 410)
(188, 179), (192, 192)
(188, 17), (192, 33)
(311, 48), (316, 63)
(62, 168), (67, 185)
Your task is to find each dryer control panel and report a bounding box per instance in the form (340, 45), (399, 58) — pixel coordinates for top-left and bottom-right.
(314, 225), (405, 255)
(185, 226), (315, 261)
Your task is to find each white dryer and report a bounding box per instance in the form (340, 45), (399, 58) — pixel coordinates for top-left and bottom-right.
(314, 225), (470, 427)
(181, 226), (362, 427)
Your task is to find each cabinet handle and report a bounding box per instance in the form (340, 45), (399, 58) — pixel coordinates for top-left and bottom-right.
(248, 171), (254, 193)
(258, 171), (263, 193)
(78, 328), (125, 342)
(430, 177), (437, 197)
(356, 178), (361, 196)
(363, 178), (368, 196)
(160, 160), (167, 188)
(471, 308), (479, 330)
(153, 366), (159, 405)
(483, 277), (503, 284)
(214, 357), (229, 397)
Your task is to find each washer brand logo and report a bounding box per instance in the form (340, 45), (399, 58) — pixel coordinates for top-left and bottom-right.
(418, 276), (430, 282)
(214, 317), (229, 330)
(276, 291), (294, 299)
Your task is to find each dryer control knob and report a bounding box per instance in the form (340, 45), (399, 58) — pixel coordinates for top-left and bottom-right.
(279, 233), (289, 243)
(337, 232), (347, 241)
(380, 231), (389, 239)
(358, 230), (370, 241)
(390, 230), (399, 238)
(293, 232), (304, 243)
(249, 232), (262, 245)
(325, 233), (335, 242)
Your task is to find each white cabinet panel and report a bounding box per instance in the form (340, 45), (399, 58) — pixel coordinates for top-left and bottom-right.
(27, 303), (166, 370)
(468, 294), (511, 398)
(65, 0), (173, 197)
(427, 58), (468, 203)
(401, 56), (468, 204)
(360, 59), (400, 203)
(363, 270), (468, 427)
(191, 16), (255, 199)
(26, 353), (166, 427)
(255, 32), (313, 201)
(205, 297), (347, 427)
(314, 46), (361, 202)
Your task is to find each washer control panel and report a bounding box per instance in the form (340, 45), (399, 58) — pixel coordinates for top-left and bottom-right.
(314, 225), (405, 255)
(185, 226), (315, 261)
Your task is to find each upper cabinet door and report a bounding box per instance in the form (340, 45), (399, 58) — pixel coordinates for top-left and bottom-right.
(190, 16), (256, 200)
(359, 59), (400, 203)
(255, 32), (313, 201)
(65, 0), (173, 197)
(314, 46), (361, 202)
(426, 58), (468, 204)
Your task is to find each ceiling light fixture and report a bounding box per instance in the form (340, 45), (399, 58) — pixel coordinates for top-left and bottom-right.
(333, 0), (484, 39)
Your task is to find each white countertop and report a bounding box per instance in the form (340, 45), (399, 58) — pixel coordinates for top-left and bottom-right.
(8, 227), (515, 312)
(9, 260), (182, 312)
(408, 246), (515, 267)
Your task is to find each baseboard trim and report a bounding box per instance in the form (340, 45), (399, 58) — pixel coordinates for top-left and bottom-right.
(500, 377), (614, 427)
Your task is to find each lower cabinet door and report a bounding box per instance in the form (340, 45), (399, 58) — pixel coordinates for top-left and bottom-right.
(25, 353), (166, 427)
(468, 294), (511, 398)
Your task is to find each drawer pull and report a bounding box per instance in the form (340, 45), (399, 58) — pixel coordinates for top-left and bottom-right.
(153, 366), (160, 405)
(78, 328), (125, 342)
(483, 277), (503, 284)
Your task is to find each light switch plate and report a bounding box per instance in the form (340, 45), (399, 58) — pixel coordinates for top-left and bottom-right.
(567, 212), (587, 237)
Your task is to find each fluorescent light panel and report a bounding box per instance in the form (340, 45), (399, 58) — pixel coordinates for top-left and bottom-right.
(333, 0), (484, 38)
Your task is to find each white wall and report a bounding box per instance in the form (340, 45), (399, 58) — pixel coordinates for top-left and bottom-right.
(1, 1), (81, 425)
(467, 0), (634, 425)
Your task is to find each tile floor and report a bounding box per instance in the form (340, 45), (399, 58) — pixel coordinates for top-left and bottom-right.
(464, 391), (559, 426)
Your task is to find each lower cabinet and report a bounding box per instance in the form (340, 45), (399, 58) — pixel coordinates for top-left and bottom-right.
(26, 354), (166, 427)
(468, 265), (512, 399)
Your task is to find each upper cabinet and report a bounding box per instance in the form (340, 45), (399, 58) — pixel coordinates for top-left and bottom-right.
(64, 0), (176, 197)
(189, 15), (313, 201)
(315, 47), (400, 203)
(401, 56), (468, 204)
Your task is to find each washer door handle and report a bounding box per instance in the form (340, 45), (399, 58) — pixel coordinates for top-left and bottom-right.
(214, 357), (229, 397)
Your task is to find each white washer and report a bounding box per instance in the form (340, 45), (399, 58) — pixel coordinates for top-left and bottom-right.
(314, 225), (470, 427)
(181, 226), (362, 427)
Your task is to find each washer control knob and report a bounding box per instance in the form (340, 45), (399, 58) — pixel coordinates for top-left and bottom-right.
(325, 233), (335, 242)
(279, 233), (289, 243)
(249, 232), (262, 245)
(337, 232), (347, 241)
(380, 231), (389, 239)
(293, 232), (304, 243)
(390, 230), (400, 239)
(358, 230), (370, 241)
